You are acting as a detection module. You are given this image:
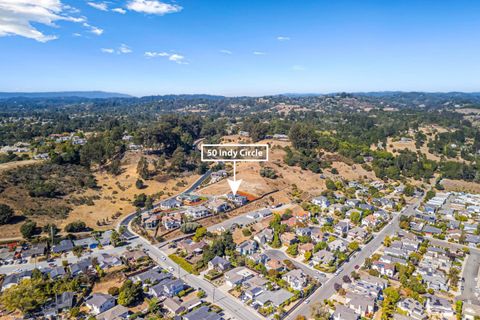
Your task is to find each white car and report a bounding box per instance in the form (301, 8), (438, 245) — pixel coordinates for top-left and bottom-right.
(168, 266), (175, 272)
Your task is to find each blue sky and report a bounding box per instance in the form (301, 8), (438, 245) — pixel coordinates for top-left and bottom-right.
(1, 0), (480, 96)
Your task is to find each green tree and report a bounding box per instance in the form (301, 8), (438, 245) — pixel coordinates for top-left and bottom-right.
(118, 280), (143, 307)
(0, 204), (14, 225)
(64, 221), (86, 233)
(382, 287), (400, 319)
(271, 232), (282, 248)
(287, 243), (298, 256)
(193, 226), (207, 241)
(137, 156), (149, 180)
(349, 211), (361, 225)
(348, 241), (359, 251)
(20, 221), (37, 239)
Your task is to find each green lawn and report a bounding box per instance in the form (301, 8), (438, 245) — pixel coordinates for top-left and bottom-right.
(168, 254), (199, 275)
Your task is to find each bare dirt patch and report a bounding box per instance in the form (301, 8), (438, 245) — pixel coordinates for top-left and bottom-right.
(64, 152), (200, 231)
(441, 179), (480, 194)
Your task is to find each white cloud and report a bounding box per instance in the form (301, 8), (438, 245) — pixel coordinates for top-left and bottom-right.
(101, 44), (132, 54)
(169, 53), (187, 64)
(83, 22), (103, 35)
(253, 51), (266, 55)
(87, 2), (108, 11)
(126, 0), (182, 15)
(277, 36), (290, 41)
(118, 43), (132, 53)
(220, 49), (232, 55)
(112, 7), (126, 14)
(292, 65), (305, 71)
(72, 32), (81, 37)
(145, 51), (169, 57)
(144, 51), (188, 64)
(0, 0), (85, 42)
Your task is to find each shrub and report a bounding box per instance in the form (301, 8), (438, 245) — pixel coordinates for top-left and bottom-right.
(0, 204), (14, 225)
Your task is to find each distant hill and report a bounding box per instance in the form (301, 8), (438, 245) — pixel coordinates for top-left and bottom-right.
(0, 91), (132, 99)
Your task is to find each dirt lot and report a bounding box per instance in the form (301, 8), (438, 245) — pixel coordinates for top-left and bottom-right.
(64, 152), (200, 231)
(0, 159), (42, 173)
(0, 152), (200, 239)
(442, 179), (480, 194)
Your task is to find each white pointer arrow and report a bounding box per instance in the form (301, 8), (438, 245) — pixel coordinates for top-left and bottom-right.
(227, 161), (242, 195)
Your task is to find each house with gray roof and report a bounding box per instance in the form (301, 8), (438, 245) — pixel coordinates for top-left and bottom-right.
(236, 240), (258, 255)
(130, 268), (171, 285)
(86, 293), (115, 315)
(97, 305), (129, 320)
(52, 239), (74, 253)
(254, 289), (294, 307)
(208, 256), (231, 272)
(183, 306), (222, 320)
(397, 298), (427, 320)
(1, 270), (32, 291)
(332, 305), (359, 320)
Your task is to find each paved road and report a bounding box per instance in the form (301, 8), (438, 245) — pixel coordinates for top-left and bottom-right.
(458, 251), (480, 305)
(286, 199), (422, 320)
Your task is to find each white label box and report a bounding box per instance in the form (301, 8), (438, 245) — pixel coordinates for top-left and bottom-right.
(201, 144), (269, 162)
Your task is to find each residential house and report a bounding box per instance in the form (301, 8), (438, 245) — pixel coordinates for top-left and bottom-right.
(162, 215), (181, 230)
(282, 269), (307, 291)
(332, 305), (359, 320)
(224, 267), (255, 287)
(254, 228), (274, 245)
(1, 270), (32, 291)
(226, 193), (248, 206)
(73, 237), (98, 249)
(313, 250), (335, 266)
(328, 239), (348, 252)
(422, 225), (442, 236)
(21, 243), (47, 259)
(207, 199), (228, 213)
(236, 240), (258, 255)
(178, 239), (207, 255)
(70, 259), (93, 276)
(296, 227), (312, 237)
(130, 268), (171, 285)
(124, 250), (148, 263)
(311, 196), (330, 208)
(186, 205), (210, 219)
(97, 305), (130, 320)
(347, 227), (368, 242)
(345, 292), (375, 317)
(144, 214), (161, 230)
(280, 232), (297, 246)
(96, 253), (123, 269)
(334, 221), (350, 236)
(86, 293), (116, 315)
(266, 259), (286, 272)
(397, 298), (427, 320)
(425, 295), (454, 317)
(254, 289), (294, 308)
(48, 266), (67, 279)
(163, 297), (185, 315)
(372, 261), (395, 277)
(361, 215), (378, 228)
(160, 198), (182, 210)
(183, 306), (222, 320)
(299, 243), (314, 255)
(208, 256), (231, 272)
(52, 240), (74, 254)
